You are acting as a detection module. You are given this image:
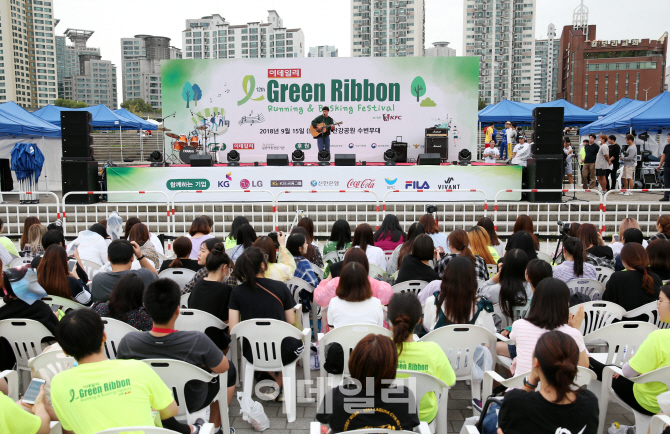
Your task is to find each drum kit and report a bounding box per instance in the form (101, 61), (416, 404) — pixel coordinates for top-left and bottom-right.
(165, 125), (216, 164)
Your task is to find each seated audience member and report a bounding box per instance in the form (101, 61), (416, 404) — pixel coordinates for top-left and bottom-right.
(421, 256), (479, 331)
(50, 309), (182, 434)
(468, 225), (498, 264)
(128, 223), (160, 269)
(603, 243), (661, 314)
(323, 219), (352, 257)
(159, 236), (203, 273)
(286, 232), (320, 287)
(254, 233), (296, 282)
(0, 379), (52, 434)
(591, 285), (670, 419)
(187, 216), (214, 259)
(23, 224), (47, 258)
(227, 224), (257, 261)
(552, 237), (597, 282)
(479, 249), (532, 313)
(496, 278), (589, 376)
(296, 217), (324, 267)
(37, 245), (91, 306)
(20, 216), (41, 250)
(352, 223), (387, 269)
(182, 237), (226, 295)
(92, 273), (153, 331)
(395, 234), (440, 284)
(649, 214), (670, 242)
(614, 228), (644, 271)
(0, 218), (18, 258)
(290, 226), (323, 268)
(578, 223), (614, 269)
(32, 229), (88, 282)
(504, 230), (538, 260)
(419, 213), (448, 252)
(327, 262), (384, 328)
(314, 248), (393, 310)
(123, 217), (165, 256)
(91, 240), (158, 302)
(525, 258), (553, 293)
(225, 216), (249, 251)
(118, 279), (233, 433)
(316, 334), (419, 432)
(374, 214), (406, 251)
(513, 215), (540, 251)
(611, 217), (647, 255)
(67, 223), (110, 266)
(647, 239), (670, 281)
(389, 292), (455, 423)
(387, 222), (424, 275)
(477, 216), (504, 258)
(498, 330), (599, 434)
(434, 229), (488, 281)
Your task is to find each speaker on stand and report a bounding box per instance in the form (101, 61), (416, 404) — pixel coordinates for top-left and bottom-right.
(525, 107), (565, 203)
(60, 111), (99, 204)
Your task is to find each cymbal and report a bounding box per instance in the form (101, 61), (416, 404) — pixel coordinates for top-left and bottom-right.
(195, 126), (208, 130)
(165, 133), (179, 139)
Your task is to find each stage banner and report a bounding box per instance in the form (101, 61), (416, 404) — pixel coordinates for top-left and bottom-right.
(160, 57), (479, 163)
(105, 165), (522, 203)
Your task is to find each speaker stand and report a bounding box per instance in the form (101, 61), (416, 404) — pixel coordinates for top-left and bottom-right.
(562, 185), (589, 203)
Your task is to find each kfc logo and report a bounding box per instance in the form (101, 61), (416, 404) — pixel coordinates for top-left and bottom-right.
(382, 114), (402, 121)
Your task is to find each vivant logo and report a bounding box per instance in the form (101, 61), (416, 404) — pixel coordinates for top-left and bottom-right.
(233, 143), (254, 150)
(347, 179), (376, 188)
(405, 181), (430, 190)
(438, 177), (461, 190)
(218, 172), (233, 188)
(382, 114), (402, 121)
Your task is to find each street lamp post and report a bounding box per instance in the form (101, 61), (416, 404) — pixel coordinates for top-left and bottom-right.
(643, 87), (652, 101)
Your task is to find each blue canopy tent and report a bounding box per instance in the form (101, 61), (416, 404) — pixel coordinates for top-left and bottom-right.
(114, 108), (159, 161)
(0, 101), (61, 137)
(588, 103), (609, 113)
(534, 99), (599, 125)
(593, 98), (635, 118)
(478, 99), (534, 125)
(616, 92), (670, 131)
(580, 99), (650, 135)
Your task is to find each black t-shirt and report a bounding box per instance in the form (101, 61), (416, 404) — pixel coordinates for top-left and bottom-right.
(189, 279), (232, 323)
(159, 258), (203, 273)
(498, 389), (599, 434)
(664, 144), (670, 167)
(316, 385), (419, 433)
(228, 277), (295, 321)
(609, 143), (621, 167)
(584, 143), (600, 163)
(396, 254), (439, 284)
(603, 270), (661, 312)
(587, 245), (614, 260)
(648, 267), (670, 281)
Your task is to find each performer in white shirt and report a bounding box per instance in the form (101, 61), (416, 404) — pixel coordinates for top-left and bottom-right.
(512, 136), (532, 167)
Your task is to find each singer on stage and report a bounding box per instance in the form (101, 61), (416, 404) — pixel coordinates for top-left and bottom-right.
(311, 106), (335, 152)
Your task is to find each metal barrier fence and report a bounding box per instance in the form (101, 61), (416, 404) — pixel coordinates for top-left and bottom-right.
(601, 189), (670, 236)
(0, 191), (60, 241)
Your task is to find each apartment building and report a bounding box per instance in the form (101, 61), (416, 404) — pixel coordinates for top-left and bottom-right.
(425, 41), (456, 57)
(533, 24), (559, 103)
(308, 45), (338, 57)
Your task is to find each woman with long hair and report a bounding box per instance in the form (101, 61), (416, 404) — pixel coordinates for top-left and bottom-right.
(36, 245), (92, 306)
(290, 226), (323, 267)
(647, 239), (670, 280)
(225, 216), (249, 251)
(479, 249), (532, 318)
(295, 217), (324, 267)
(187, 216), (213, 259)
(421, 256), (479, 330)
(182, 237), (226, 295)
(419, 213), (448, 252)
(552, 237), (596, 282)
(395, 234), (440, 284)
(496, 278), (589, 376)
(253, 233), (296, 282)
(467, 226), (497, 264)
(611, 217), (647, 255)
(497, 330), (599, 434)
(525, 258), (553, 292)
(92, 273), (152, 331)
(20, 216), (40, 250)
(286, 232), (320, 287)
(227, 224), (257, 261)
(388, 292), (455, 423)
(388, 222), (425, 275)
(650, 214), (670, 242)
(123, 216), (141, 240)
(127, 223), (160, 269)
(513, 215), (540, 251)
(577, 223), (614, 269)
(505, 230), (538, 261)
(433, 229), (489, 281)
(316, 334), (420, 432)
(23, 224), (47, 257)
(122, 216), (165, 256)
(352, 223), (386, 269)
(373, 214), (406, 251)
(603, 243), (661, 313)
(327, 262), (384, 328)
(477, 217), (503, 258)
(158, 236), (202, 272)
(323, 219), (352, 255)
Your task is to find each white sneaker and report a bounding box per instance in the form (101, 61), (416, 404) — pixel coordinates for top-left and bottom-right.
(625, 192), (633, 196)
(608, 422), (635, 434)
(619, 191), (626, 195)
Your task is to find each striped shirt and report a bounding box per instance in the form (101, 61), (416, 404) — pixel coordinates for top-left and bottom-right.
(552, 261), (598, 283)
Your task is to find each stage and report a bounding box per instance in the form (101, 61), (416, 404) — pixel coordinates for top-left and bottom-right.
(105, 163), (522, 203)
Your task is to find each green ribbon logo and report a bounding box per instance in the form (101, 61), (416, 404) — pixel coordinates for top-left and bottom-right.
(237, 75), (265, 106)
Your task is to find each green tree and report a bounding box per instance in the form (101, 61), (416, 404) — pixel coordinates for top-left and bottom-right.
(192, 84), (202, 107)
(410, 76), (426, 102)
(54, 98), (87, 108)
(478, 97), (488, 111)
(182, 82), (193, 108)
(121, 98), (154, 114)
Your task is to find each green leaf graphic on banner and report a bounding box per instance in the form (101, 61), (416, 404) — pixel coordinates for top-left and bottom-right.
(237, 75), (265, 106)
(166, 179), (210, 190)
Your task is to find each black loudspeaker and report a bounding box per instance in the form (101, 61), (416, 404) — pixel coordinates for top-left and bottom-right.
(61, 110), (93, 161)
(267, 154), (289, 166)
(532, 107), (564, 156)
(189, 155), (213, 167)
(60, 123), (92, 136)
(0, 159), (12, 192)
(425, 128), (448, 159)
(60, 111), (92, 124)
(526, 157), (563, 202)
(62, 136), (93, 159)
(61, 160), (99, 204)
(417, 153), (441, 166)
(391, 136), (408, 163)
(334, 154), (356, 166)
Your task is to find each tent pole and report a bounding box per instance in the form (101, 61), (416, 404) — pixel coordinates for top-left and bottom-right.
(140, 130), (143, 162)
(119, 125), (123, 162)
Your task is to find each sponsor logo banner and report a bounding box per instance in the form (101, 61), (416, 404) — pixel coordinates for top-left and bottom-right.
(233, 143), (255, 150)
(271, 180), (302, 187)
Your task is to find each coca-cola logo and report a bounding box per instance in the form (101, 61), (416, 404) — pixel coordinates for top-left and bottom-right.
(347, 179), (376, 188)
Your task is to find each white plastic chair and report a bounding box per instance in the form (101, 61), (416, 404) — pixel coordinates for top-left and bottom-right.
(419, 324), (497, 415)
(158, 268), (196, 290)
(29, 350), (75, 383)
(624, 301), (670, 329)
(0, 369), (19, 400)
(81, 259), (102, 271)
(323, 250), (346, 265)
(10, 257), (33, 267)
(95, 428), (191, 434)
(486, 264), (497, 279)
(309, 421), (431, 434)
(0, 319), (54, 390)
(101, 317), (138, 360)
(174, 308), (228, 334)
(310, 263), (324, 280)
(599, 365), (670, 434)
(583, 321), (658, 366)
(180, 292), (190, 308)
(493, 302), (530, 331)
(230, 319), (311, 423)
(41, 295), (85, 313)
(286, 277), (319, 342)
(395, 370), (450, 434)
(566, 278), (605, 301)
(594, 266), (614, 285)
(569, 300), (627, 335)
(651, 415), (670, 434)
(536, 251), (553, 264)
(143, 358), (227, 434)
(392, 280), (429, 296)
(369, 263), (388, 281)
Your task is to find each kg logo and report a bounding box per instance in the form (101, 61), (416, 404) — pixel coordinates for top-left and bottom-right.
(237, 75), (265, 106)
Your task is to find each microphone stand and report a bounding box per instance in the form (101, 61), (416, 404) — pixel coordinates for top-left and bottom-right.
(162, 112), (176, 166)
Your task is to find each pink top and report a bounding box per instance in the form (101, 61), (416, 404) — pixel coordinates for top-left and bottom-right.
(510, 319), (587, 376)
(374, 234), (405, 252)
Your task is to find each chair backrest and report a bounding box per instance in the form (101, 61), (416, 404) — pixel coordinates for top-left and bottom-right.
(0, 319), (54, 367)
(81, 259), (102, 271)
(323, 250), (346, 265)
(0, 370), (19, 400)
(493, 302), (530, 331)
(583, 321), (658, 366)
(569, 301), (627, 335)
(536, 251), (553, 264)
(486, 264), (497, 279)
(383, 250), (394, 260)
(158, 268), (196, 289)
(594, 266), (614, 285)
(174, 308), (228, 333)
(10, 257), (33, 268)
(29, 350), (75, 383)
(180, 292), (190, 308)
(419, 324), (497, 380)
(286, 277), (316, 302)
(369, 264), (387, 281)
(41, 295), (84, 313)
(624, 301), (670, 330)
(101, 317), (138, 360)
(566, 278), (605, 301)
(231, 319), (305, 370)
(95, 427), (179, 434)
(395, 369), (450, 432)
(651, 414), (670, 434)
(310, 263), (324, 280)
(318, 324), (392, 379)
(391, 280), (428, 296)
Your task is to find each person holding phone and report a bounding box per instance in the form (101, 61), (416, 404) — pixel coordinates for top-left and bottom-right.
(1, 380), (53, 434)
(37, 245), (92, 306)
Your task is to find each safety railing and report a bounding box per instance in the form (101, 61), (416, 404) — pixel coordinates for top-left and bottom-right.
(0, 191), (61, 239)
(602, 189), (670, 236)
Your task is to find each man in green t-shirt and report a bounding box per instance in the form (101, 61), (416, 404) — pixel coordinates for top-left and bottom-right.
(0, 383), (52, 434)
(311, 106), (335, 152)
(50, 309), (190, 434)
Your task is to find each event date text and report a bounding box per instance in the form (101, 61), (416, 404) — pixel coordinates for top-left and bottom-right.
(259, 127), (381, 134)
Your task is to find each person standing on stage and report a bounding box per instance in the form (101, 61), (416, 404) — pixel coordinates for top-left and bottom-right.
(656, 133), (670, 201)
(595, 135), (611, 192)
(582, 134), (599, 189)
(607, 135), (621, 191)
(621, 134), (638, 195)
(563, 137), (574, 190)
(312, 106), (335, 152)
(512, 136), (531, 167)
(502, 121), (516, 160)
